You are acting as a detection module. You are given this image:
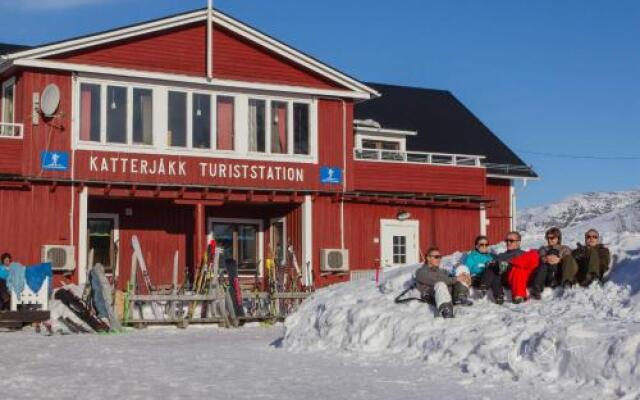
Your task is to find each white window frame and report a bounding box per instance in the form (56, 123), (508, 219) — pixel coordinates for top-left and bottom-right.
(207, 217), (264, 278)
(73, 75), (318, 164)
(269, 216), (287, 264)
(86, 212), (120, 277)
(1, 77), (16, 130)
(356, 133), (406, 152)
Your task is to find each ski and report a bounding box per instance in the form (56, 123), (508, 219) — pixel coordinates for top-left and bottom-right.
(54, 288), (110, 332)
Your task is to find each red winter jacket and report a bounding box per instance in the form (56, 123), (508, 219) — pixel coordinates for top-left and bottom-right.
(507, 250), (540, 299)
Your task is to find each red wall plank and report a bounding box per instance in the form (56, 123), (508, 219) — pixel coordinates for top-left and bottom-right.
(49, 22), (343, 89)
(486, 178), (512, 243)
(352, 161), (486, 196)
(0, 183), (74, 287)
(0, 140), (23, 174)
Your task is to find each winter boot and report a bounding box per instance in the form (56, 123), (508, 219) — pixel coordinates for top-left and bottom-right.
(494, 295), (504, 305)
(562, 280), (574, 290)
(581, 273), (597, 287)
(438, 302), (454, 319)
(512, 296), (525, 304)
(530, 287), (542, 300)
(453, 296), (474, 306)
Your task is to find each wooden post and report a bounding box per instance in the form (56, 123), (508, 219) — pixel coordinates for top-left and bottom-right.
(170, 250), (179, 321)
(195, 202), (206, 271)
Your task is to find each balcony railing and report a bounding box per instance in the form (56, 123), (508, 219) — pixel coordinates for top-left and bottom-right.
(0, 122), (24, 139)
(354, 148), (485, 167)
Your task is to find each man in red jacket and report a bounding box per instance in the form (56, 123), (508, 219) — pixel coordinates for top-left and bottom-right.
(480, 232), (539, 304)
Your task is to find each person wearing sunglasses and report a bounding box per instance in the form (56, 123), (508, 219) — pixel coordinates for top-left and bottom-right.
(480, 231), (539, 304)
(458, 235), (495, 288)
(568, 229), (611, 286)
(415, 246), (472, 319)
(530, 227), (577, 299)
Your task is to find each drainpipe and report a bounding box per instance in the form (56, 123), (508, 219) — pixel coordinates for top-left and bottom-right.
(340, 99), (347, 249)
(206, 0), (213, 81)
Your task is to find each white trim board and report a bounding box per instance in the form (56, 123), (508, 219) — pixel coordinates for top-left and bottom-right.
(9, 59), (371, 100)
(1, 9), (378, 98)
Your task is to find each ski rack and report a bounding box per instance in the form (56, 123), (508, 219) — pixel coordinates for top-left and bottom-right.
(122, 237), (313, 327)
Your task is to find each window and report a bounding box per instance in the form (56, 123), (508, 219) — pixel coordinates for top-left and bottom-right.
(392, 235), (407, 264)
(217, 96), (235, 151)
(212, 221), (260, 276)
(362, 139), (400, 151)
(248, 99), (266, 152)
(87, 215), (118, 275)
(192, 93), (211, 149)
(271, 101), (288, 154)
(106, 85), (127, 143)
(79, 83), (101, 142)
(293, 103), (309, 155)
(132, 88), (153, 145)
(1, 79), (15, 137)
(75, 79), (315, 160)
(168, 91), (187, 147)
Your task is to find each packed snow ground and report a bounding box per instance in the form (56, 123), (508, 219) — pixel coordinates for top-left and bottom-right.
(2, 325), (570, 400)
(284, 191), (640, 400)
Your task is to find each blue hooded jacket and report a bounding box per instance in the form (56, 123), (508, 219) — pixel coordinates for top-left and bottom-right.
(460, 250), (495, 277)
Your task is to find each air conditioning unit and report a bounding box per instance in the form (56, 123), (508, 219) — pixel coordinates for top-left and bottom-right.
(320, 249), (349, 272)
(41, 245), (76, 272)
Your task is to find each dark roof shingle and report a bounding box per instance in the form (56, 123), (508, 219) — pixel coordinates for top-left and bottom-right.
(355, 82), (537, 178)
(0, 42), (32, 56)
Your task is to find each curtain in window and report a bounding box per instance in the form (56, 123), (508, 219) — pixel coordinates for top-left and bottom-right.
(80, 86), (92, 141)
(79, 84), (100, 142)
(217, 96), (234, 151)
(248, 99), (265, 152)
(133, 88), (153, 145)
(271, 101), (287, 154)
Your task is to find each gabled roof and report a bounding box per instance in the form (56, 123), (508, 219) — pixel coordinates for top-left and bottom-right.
(0, 8), (377, 98)
(0, 43), (32, 56)
(354, 82), (537, 179)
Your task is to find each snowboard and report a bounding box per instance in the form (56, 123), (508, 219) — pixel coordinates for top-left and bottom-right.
(91, 263), (122, 330)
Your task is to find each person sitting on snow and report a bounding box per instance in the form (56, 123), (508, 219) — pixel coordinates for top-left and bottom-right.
(479, 232), (539, 304)
(530, 227), (578, 299)
(457, 235), (495, 288)
(415, 247), (472, 319)
(0, 252), (12, 310)
(566, 229), (611, 286)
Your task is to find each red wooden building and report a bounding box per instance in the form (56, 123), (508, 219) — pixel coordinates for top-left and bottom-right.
(0, 8), (536, 290)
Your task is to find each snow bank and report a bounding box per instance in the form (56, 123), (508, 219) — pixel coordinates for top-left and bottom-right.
(284, 261), (640, 397)
(284, 190), (640, 398)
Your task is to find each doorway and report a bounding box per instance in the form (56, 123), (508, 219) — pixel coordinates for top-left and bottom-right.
(380, 219), (419, 267)
(87, 213), (119, 275)
(208, 218), (263, 276)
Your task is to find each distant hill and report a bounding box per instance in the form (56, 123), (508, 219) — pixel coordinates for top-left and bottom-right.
(518, 190), (640, 236)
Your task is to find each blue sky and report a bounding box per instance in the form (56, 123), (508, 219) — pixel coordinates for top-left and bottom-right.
(1, 0), (638, 208)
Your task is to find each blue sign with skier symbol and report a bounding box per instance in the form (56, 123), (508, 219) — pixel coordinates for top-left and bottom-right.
(41, 151), (69, 171)
(320, 166), (342, 184)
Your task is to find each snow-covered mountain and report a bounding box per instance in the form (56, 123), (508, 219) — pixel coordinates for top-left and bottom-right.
(517, 190), (640, 235)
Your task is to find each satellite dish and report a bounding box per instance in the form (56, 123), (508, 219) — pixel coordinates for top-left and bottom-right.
(40, 84), (60, 117)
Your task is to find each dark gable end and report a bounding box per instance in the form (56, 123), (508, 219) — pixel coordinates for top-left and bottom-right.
(355, 82), (537, 178)
(0, 43), (32, 56)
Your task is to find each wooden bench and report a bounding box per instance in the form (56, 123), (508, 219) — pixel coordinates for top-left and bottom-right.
(0, 310), (51, 329)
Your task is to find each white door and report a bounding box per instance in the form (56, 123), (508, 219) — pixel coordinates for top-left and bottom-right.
(380, 219), (419, 267)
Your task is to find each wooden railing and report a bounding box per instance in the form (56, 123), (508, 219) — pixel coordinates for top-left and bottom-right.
(353, 147), (485, 167)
